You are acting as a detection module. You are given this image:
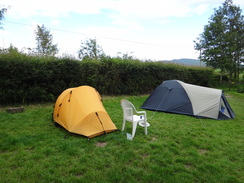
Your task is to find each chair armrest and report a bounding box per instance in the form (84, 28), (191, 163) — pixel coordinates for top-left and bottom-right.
(136, 111), (147, 119)
(137, 111), (146, 114)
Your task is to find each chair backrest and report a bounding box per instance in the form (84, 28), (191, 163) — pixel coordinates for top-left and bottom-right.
(120, 99), (136, 118)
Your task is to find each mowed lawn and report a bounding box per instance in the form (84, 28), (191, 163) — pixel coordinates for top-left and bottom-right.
(0, 92), (243, 183)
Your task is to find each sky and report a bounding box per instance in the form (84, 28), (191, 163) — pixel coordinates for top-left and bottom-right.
(0, 0), (244, 61)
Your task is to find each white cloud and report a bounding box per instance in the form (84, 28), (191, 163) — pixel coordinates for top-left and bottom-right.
(3, 0), (110, 18)
(2, 0), (244, 60)
(77, 26), (128, 39)
(50, 19), (60, 26)
(0, 29), (11, 36)
(106, 0), (219, 19)
(3, 0), (225, 19)
(192, 4), (209, 15)
(3, 0), (242, 31)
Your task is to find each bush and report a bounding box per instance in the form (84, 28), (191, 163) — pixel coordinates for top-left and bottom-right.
(237, 84), (244, 93)
(0, 53), (215, 105)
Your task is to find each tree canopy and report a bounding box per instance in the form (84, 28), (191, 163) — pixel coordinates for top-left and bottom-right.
(194, 0), (244, 82)
(35, 24), (58, 56)
(0, 7), (7, 29)
(78, 38), (105, 61)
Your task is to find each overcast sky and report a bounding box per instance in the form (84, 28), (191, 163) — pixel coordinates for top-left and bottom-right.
(1, 0), (244, 60)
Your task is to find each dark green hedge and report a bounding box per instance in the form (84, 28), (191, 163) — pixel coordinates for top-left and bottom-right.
(0, 53), (215, 104)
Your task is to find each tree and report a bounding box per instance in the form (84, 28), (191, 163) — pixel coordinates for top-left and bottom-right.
(78, 38), (105, 60)
(194, 0), (244, 83)
(0, 44), (19, 54)
(35, 24), (58, 56)
(116, 52), (135, 60)
(0, 7), (7, 29)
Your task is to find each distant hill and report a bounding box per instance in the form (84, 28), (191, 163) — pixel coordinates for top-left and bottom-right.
(159, 58), (205, 66)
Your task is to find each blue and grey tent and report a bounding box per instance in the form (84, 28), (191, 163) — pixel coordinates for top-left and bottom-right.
(141, 80), (235, 120)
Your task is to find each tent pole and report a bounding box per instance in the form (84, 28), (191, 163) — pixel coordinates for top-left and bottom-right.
(96, 112), (107, 135)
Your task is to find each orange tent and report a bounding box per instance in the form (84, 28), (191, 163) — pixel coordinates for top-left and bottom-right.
(53, 86), (117, 138)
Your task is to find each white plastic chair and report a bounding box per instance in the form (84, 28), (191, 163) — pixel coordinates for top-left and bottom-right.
(120, 99), (150, 139)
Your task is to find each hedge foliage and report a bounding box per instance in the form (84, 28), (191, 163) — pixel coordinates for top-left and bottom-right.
(0, 52), (215, 104)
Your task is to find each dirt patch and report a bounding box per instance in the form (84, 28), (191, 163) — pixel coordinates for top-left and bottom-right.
(225, 95), (232, 98)
(185, 163), (194, 169)
(142, 154), (148, 160)
(95, 142), (107, 147)
(6, 106), (24, 113)
(25, 147), (34, 151)
(198, 149), (208, 154)
(75, 173), (83, 177)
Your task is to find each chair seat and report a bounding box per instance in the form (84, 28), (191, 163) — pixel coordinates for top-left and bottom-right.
(139, 121), (150, 127)
(125, 115), (144, 122)
(121, 99), (149, 139)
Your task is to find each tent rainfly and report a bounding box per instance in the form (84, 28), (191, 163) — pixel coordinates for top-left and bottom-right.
(53, 86), (117, 138)
(141, 80), (235, 120)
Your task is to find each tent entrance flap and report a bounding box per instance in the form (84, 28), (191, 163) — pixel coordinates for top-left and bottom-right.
(154, 87), (171, 112)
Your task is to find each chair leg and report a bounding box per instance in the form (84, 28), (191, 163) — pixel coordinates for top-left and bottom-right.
(122, 119), (126, 131)
(144, 120), (148, 135)
(131, 122), (138, 138)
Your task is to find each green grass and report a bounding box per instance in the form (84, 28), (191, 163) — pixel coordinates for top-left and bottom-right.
(0, 93), (244, 183)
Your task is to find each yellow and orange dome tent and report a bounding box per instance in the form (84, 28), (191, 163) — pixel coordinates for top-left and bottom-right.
(53, 86), (117, 138)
